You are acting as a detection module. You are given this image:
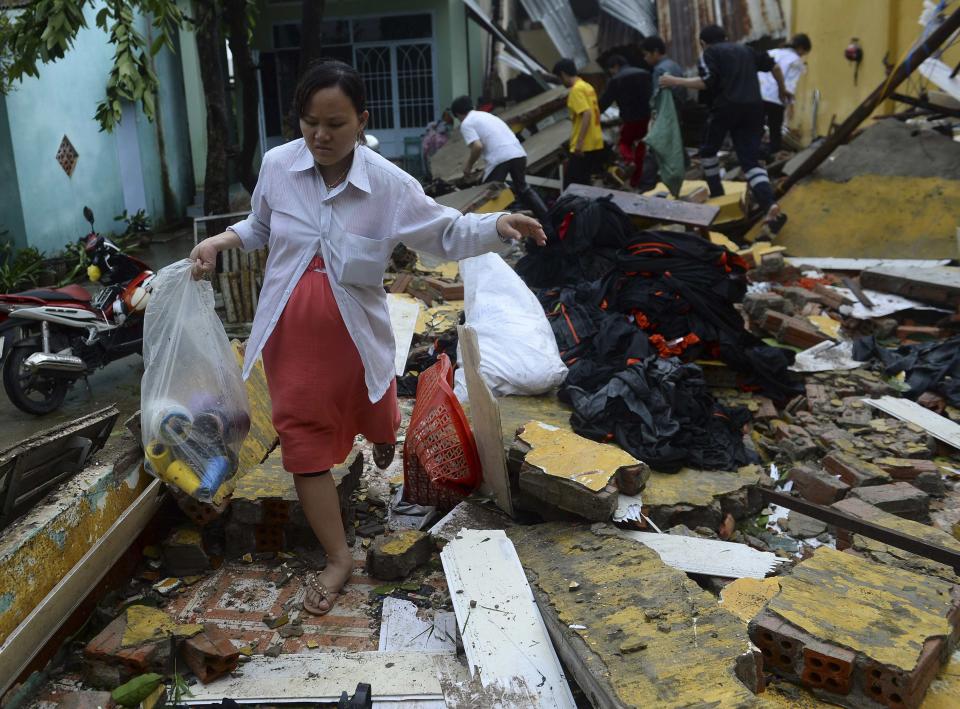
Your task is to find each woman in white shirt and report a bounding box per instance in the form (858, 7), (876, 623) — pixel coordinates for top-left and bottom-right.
(760, 33), (812, 155)
(190, 61), (545, 615)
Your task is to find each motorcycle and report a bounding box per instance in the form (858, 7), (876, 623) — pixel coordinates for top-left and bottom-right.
(0, 207), (154, 415)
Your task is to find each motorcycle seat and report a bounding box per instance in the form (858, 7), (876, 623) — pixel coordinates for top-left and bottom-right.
(16, 286), (92, 302)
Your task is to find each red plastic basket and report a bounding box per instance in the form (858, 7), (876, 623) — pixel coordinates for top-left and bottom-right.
(402, 354), (481, 510)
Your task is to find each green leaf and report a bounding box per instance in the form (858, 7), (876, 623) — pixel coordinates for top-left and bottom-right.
(111, 673), (164, 707)
(150, 33), (165, 56)
(95, 8), (109, 28)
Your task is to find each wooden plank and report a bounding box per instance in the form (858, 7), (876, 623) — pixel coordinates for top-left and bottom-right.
(864, 396), (960, 451)
(387, 294), (421, 377)
(563, 183), (719, 228)
(524, 174), (562, 190)
(604, 527), (786, 579)
(860, 266), (960, 307)
(181, 650), (467, 704)
(457, 326), (513, 516)
(440, 529), (576, 708)
(523, 119), (572, 172)
(378, 597), (457, 653)
(0, 476), (165, 696)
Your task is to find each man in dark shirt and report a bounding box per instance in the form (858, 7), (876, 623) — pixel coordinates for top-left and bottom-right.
(599, 55), (653, 189)
(660, 25), (789, 235)
(641, 36), (686, 106)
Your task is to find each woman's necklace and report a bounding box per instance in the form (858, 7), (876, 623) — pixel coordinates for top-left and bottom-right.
(321, 159), (352, 189)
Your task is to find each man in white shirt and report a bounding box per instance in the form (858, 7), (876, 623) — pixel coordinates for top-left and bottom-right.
(759, 33), (811, 155)
(451, 95), (550, 222)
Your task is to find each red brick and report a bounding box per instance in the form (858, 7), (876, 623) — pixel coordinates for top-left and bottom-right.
(802, 641), (855, 696)
(875, 458), (939, 481)
(848, 482), (931, 523)
(823, 452), (891, 488)
(182, 623), (240, 683)
(789, 465), (850, 506)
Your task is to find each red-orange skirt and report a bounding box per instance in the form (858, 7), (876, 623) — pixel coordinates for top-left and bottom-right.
(262, 255), (400, 473)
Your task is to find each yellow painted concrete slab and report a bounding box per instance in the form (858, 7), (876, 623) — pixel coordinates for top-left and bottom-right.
(645, 180), (747, 223)
(517, 421), (639, 492)
(495, 395), (571, 449)
(232, 340), (278, 484)
(413, 258), (459, 280)
(509, 524), (759, 707)
(414, 301), (462, 336)
(721, 577), (782, 624)
(755, 176), (960, 258)
(767, 547), (956, 672)
(807, 315), (841, 339)
(924, 651), (960, 708)
(643, 465), (763, 508)
(0, 462), (147, 644)
(121, 605), (203, 647)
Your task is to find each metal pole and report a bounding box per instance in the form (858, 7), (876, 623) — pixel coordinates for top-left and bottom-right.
(781, 6), (960, 191)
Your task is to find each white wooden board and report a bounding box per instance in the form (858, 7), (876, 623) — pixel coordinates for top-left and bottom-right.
(606, 527), (786, 579)
(182, 651), (466, 704)
(440, 529), (576, 708)
(864, 396), (960, 451)
(378, 597), (457, 653)
(387, 293), (422, 376)
(786, 257), (951, 270)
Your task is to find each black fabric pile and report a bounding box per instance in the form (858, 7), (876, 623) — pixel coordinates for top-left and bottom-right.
(853, 335), (960, 406)
(517, 194), (800, 472)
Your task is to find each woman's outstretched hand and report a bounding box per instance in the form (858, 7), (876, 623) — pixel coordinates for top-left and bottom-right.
(496, 213), (548, 247)
(188, 231), (243, 280)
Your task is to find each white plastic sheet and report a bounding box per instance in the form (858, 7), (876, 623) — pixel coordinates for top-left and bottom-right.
(454, 252), (567, 400)
(140, 259), (250, 501)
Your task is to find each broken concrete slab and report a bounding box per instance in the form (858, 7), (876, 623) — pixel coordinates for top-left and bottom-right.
(513, 420), (644, 522)
(750, 546), (960, 707)
(428, 499), (515, 544)
(365, 530), (432, 581)
(860, 266), (960, 308)
(785, 512), (828, 539)
(833, 497), (960, 584)
(508, 523), (759, 707)
(226, 447), (362, 556)
(849, 482), (932, 523)
(641, 465), (765, 530)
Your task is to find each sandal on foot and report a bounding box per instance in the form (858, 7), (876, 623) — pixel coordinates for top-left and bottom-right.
(303, 573), (344, 616)
(372, 443), (396, 470)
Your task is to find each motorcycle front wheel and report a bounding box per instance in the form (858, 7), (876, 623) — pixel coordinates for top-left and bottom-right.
(2, 341), (70, 415)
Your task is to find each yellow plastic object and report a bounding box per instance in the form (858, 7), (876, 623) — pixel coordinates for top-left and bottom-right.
(160, 460), (202, 496)
(87, 264), (102, 282)
(145, 441), (172, 476)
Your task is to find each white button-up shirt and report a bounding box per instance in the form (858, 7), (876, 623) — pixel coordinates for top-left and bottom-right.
(759, 48), (806, 106)
(229, 140), (504, 402)
(459, 110), (527, 179)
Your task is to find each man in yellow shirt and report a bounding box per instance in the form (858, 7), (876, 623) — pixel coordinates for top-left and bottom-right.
(553, 59), (605, 188)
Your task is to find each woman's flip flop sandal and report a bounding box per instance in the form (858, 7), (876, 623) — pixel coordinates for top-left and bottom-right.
(303, 573), (342, 616)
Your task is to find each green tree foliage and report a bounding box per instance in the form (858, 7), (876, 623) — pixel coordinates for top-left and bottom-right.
(0, 0), (183, 131)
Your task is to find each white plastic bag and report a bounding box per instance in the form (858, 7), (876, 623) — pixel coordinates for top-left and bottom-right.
(140, 259), (250, 502)
(454, 252), (566, 400)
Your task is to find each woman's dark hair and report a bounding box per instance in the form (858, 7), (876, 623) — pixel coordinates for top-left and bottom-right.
(450, 95), (473, 116)
(789, 33), (812, 53)
(641, 36), (667, 55)
(293, 59), (367, 119)
(553, 58), (578, 77)
(699, 24), (728, 45)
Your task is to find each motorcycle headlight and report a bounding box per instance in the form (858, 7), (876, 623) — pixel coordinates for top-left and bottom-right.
(87, 264), (102, 282)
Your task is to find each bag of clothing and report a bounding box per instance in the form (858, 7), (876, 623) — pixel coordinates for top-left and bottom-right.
(454, 252), (567, 400)
(140, 260), (250, 503)
(644, 90), (685, 197)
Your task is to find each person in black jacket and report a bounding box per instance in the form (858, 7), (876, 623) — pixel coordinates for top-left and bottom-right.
(660, 25), (789, 235)
(599, 55), (653, 189)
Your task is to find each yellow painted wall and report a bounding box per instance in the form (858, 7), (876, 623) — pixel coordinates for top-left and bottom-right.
(788, 0), (960, 142)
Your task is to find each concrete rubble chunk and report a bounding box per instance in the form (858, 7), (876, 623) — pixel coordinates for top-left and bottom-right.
(641, 465), (764, 530)
(848, 481), (931, 523)
(513, 420), (643, 522)
(366, 530), (432, 580)
(60, 691), (116, 709)
(749, 546), (960, 708)
(161, 525), (210, 577)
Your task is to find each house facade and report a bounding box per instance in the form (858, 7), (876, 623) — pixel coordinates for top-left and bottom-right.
(0, 0), (194, 254)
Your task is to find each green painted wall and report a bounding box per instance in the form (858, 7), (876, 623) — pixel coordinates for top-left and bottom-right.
(4, 1), (127, 255)
(0, 97), (27, 251)
(3, 1), (194, 255)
